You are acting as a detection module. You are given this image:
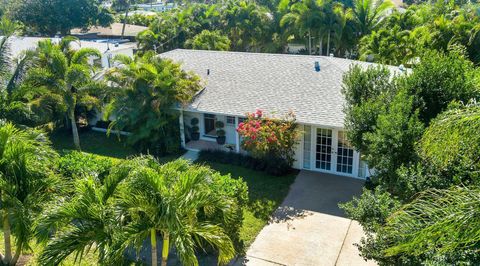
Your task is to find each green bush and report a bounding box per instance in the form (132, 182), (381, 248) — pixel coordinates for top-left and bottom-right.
(191, 117), (199, 125)
(206, 169), (248, 253)
(215, 121), (224, 128)
(198, 149), (292, 176)
(57, 151), (115, 181)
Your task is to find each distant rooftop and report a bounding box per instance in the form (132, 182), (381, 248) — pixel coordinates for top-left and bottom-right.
(161, 49), (404, 128)
(71, 23), (148, 38)
(5, 36), (137, 58)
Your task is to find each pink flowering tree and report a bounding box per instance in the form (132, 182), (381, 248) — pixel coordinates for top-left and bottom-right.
(236, 109), (299, 167)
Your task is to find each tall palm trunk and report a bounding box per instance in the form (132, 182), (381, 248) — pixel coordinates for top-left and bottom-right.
(327, 30), (331, 56)
(319, 34), (323, 55)
(308, 29), (312, 55)
(161, 231), (170, 266)
(69, 108), (80, 150)
(121, 1), (130, 39)
(151, 229), (158, 266)
(3, 210), (12, 264)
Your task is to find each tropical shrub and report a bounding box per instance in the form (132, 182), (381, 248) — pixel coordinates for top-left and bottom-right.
(201, 165), (248, 253)
(380, 186), (480, 264)
(185, 30), (231, 51)
(236, 109), (298, 175)
(0, 122), (58, 265)
(38, 157), (244, 265)
(417, 102), (480, 185)
(57, 151), (115, 181)
(198, 149), (292, 176)
(105, 52), (202, 155)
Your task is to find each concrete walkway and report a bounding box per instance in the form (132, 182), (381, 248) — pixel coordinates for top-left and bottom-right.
(180, 150), (200, 162)
(239, 171), (376, 266)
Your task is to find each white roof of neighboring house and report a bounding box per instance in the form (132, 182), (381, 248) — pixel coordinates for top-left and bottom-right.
(161, 49), (404, 128)
(5, 36), (137, 58)
(71, 23), (148, 38)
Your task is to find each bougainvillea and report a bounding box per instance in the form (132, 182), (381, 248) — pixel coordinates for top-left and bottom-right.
(237, 109), (299, 168)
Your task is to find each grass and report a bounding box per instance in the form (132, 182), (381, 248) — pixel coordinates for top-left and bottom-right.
(0, 232), (98, 266)
(202, 162), (297, 247)
(49, 130), (181, 163)
(49, 130), (138, 159)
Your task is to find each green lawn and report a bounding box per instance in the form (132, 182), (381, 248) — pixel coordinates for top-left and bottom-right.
(49, 130), (180, 163)
(202, 162), (297, 247)
(49, 130), (138, 159)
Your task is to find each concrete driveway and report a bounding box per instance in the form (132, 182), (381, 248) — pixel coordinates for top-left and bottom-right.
(239, 170), (376, 266)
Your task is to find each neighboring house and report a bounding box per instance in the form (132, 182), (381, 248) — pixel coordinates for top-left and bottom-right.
(7, 36), (137, 69)
(71, 23), (148, 41)
(161, 49), (405, 179)
(134, 2), (176, 12)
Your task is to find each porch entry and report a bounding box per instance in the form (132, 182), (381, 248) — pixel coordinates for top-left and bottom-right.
(204, 114), (216, 136)
(304, 126), (358, 177)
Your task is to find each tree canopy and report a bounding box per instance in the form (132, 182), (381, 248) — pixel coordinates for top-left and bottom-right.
(11, 0), (113, 35)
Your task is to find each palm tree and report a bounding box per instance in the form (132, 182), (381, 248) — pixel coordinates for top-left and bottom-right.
(36, 174), (123, 265)
(0, 122), (57, 265)
(114, 157), (236, 266)
(383, 186), (480, 258)
(105, 52), (201, 155)
(351, 0), (393, 37)
(331, 4), (355, 56)
(280, 0), (323, 55)
(24, 37), (103, 150)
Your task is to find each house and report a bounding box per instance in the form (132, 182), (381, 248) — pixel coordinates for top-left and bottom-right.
(71, 23), (148, 41)
(6, 36), (137, 69)
(161, 49), (404, 179)
(133, 2), (176, 12)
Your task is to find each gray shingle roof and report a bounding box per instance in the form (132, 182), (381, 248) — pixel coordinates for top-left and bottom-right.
(161, 49), (402, 128)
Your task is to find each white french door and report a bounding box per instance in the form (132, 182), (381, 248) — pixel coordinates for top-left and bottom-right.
(311, 127), (358, 177)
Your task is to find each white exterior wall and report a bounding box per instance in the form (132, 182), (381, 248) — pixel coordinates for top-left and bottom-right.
(182, 111), (369, 179)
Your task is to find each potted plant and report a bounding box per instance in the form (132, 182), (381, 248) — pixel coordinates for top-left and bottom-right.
(190, 117), (200, 140)
(215, 121), (226, 145)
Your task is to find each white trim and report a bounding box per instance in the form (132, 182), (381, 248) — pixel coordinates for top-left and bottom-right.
(176, 108), (344, 130)
(235, 116), (240, 152)
(91, 127), (131, 136)
(179, 110), (186, 148)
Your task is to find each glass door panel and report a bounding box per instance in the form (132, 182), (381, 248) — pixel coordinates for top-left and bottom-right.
(336, 131), (354, 174)
(316, 128), (332, 170)
(204, 114), (216, 136)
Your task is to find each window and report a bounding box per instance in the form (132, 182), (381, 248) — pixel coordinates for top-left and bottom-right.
(226, 116), (235, 125)
(238, 117), (246, 123)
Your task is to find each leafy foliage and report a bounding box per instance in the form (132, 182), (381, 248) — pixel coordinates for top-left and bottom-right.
(56, 151), (115, 181)
(105, 52), (202, 155)
(236, 109), (299, 174)
(11, 0), (113, 35)
(381, 187), (480, 263)
(185, 29), (231, 51)
(0, 122), (58, 265)
(418, 103), (480, 186)
(38, 156), (246, 265)
(22, 37), (104, 149)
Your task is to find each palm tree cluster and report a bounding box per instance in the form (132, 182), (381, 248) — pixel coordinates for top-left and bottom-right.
(105, 52), (202, 155)
(359, 1), (480, 65)
(136, 0), (393, 57)
(0, 121), (241, 265)
(38, 157), (238, 266)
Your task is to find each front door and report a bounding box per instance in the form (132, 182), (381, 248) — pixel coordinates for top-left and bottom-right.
(314, 128), (357, 176)
(204, 114), (216, 136)
(336, 131), (354, 174)
(315, 128), (333, 171)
